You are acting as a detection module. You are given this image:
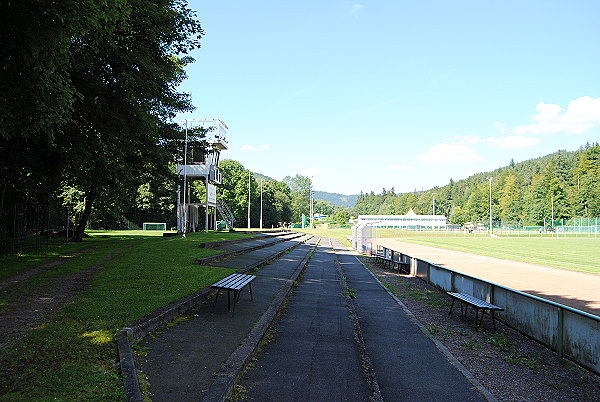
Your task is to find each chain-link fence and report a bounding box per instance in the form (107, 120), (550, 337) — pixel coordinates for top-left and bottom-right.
(351, 218), (600, 250)
(0, 203), (75, 256)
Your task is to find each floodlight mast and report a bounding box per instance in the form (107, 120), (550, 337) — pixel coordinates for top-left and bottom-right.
(247, 171), (251, 229)
(309, 177), (314, 229)
(182, 120), (188, 238)
(487, 177), (493, 234)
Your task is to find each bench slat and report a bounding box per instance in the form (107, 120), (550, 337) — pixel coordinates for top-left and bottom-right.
(212, 274), (256, 291)
(447, 292), (503, 311)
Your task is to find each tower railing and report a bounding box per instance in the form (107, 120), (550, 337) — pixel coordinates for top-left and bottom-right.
(216, 198), (236, 229)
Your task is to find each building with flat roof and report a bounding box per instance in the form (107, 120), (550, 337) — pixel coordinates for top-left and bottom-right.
(356, 209), (447, 230)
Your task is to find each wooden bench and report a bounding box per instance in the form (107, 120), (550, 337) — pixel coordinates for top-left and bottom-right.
(210, 274), (256, 317)
(447, 292), (504, 330)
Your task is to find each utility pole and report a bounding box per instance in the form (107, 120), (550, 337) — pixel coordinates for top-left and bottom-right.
(260, 179), (263, 229)
(182, 119), (188, 238)
(551, 193), (555, 232)
(487, 177), (493, 234)
(309, 177), (314, 229)
(247, 170), (251, 229)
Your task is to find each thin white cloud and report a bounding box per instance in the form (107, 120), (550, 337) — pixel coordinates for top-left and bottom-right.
(387, 164), (409, 171)
(301, 167), (321, 176)
(417, 143), (482, 164)
(511, 96), (600, 135)
(351, 4), (363, 14)
(240, 144), (269, 151)
(493, 121), (508, 134)
(487, 136), (540, 148)
(455, 135), (484, 145)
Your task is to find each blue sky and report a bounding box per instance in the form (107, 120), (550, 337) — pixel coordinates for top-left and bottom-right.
(178, 1), (600, 195)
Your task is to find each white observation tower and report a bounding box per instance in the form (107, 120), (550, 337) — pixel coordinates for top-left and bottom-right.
(176, 119), (235, 234)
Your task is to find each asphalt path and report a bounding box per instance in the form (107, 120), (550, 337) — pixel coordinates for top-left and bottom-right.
(332, 239), (485, 401)
(239, 238), (371, 401)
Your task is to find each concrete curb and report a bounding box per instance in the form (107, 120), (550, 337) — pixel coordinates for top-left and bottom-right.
(117, 235), (312, 401)
(195, 233), (305, 265)
(201, 239), (320, 402)
(352, 251), (498, 402)
(116, 328), (142, 402)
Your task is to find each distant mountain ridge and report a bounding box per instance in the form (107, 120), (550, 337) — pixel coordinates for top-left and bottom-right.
(314, 191), (359, 208)
(251, 172), (358, 208)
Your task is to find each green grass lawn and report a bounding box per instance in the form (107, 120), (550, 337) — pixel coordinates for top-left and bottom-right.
(0, 230), (253, 401)
(397, 237), (600, 274)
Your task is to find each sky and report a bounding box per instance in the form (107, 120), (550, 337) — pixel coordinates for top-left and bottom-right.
(177, 0), (600, 195)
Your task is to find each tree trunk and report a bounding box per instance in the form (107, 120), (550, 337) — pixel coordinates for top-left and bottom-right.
(73, 180), (97, 242)
(0, 184), (5, 225)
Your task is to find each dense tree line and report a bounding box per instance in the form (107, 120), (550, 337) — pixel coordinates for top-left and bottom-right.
(214, 161), (349, 227)
(1, 0), (202, 240)
(352, 143), (600, 226)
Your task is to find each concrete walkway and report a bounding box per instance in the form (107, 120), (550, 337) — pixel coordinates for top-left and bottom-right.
(239, 238), (371, 401)
(332, 239), (485, 401)
(136, 236), (490, 401)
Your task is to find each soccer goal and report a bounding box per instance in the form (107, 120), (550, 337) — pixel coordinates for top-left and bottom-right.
(143, 222), (167, 231)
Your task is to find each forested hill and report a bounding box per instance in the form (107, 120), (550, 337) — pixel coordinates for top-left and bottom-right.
(353, 143), (600, 226)
(314, 191), (359, 208)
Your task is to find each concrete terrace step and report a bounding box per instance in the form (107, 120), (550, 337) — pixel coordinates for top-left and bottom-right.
(194, 232), (306, 265)
(198, 230), (292, 249)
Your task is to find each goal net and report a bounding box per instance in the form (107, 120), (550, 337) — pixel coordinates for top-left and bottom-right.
(143, 222), (167, 231)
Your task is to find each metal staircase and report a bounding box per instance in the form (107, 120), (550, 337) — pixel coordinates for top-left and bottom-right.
(216, 198), (236, 229)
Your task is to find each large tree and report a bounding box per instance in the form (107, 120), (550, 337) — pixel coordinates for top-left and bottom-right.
(1, 0), (203, 241)
(283, 175), (312, 222)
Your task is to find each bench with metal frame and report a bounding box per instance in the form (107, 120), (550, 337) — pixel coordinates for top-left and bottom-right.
(447, 292), (504, 330)
(210, 273), (256, 317)
(373, 249), (410, 273)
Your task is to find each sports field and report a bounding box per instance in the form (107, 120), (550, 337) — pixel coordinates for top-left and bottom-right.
(397, 237), (600, 274)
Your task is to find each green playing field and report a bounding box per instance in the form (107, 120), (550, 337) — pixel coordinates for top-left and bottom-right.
(398, 237), (600, 274)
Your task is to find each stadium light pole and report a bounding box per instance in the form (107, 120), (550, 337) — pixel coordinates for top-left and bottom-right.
(487, 177), (493, 234)
(309, 177), (314, 229)
(432, 192), (436, 215)
(247, 170), (251, 229)
(182, 120), (188, 238)
(260, 179), (263, 229)
(551, 193), (554, 232)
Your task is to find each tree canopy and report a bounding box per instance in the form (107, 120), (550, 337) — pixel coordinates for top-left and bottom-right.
(352, 143), (600, 225)
(1, 0), (202, 240)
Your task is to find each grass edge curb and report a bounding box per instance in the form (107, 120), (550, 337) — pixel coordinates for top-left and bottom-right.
(117, 328), (142, 402)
